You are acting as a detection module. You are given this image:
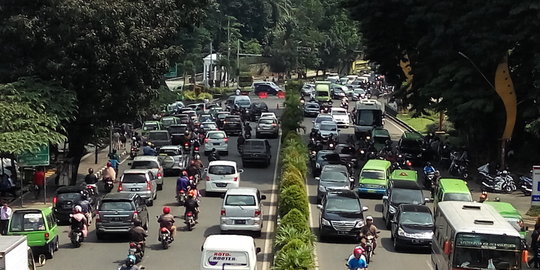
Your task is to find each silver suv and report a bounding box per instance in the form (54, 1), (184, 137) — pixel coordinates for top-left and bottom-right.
(118, 169), (157, 206)
(220, 187), (266, 237)
(129, 156), (164, 190)
(256, 117), (279, 138)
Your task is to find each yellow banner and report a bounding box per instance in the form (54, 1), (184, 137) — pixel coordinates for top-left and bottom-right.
(494, 55), (517, 140)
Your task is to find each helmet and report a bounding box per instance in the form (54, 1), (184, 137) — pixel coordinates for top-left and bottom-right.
(106, 162), (112, 167)
(353, 247), (364, 256)
(182, 170), (188, 176)
(366, 216), (373, 221)
(426, 162), (431, 166)
(194, 154), (200, 160)
(126, 255), (136, 267)
(74, 205), (82, 213)
(88, 168), (94, 174)
(163, 207), (171, 214)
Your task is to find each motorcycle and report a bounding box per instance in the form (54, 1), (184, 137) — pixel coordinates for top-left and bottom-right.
(340, 102), (349, 111)
(128, 241), (144, 263)
(183, 141), (191, 152)
(158, 226), (173, 249)
(362, 235), (375, 264)
(244, 130), (252, 139)
(130, 145), (139, 159)
(185, 211), (196, 231)
(518, 174), (532, 196)
(478, 164), (516, 193)
(69, 215), (84, 248)
(104, 177), (114, 193)
(177, 190), (187, 206)
(208, 152), (220, 162)
(449, 159), (469, 179)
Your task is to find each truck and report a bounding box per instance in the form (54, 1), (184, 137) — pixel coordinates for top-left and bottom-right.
(0, 235), (36, 270)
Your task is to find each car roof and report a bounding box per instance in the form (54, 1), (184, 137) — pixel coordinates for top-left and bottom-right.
(484, 201), (521, 218)
(133, 156), (159, 161)
(208, 160), (237, 166)
(439, 178), (470, 193)
(399, 204), (432, 213)
(148, 130), (168, 133)
(207, 130), (225, 134)
(401, 131), (423, 141)
(389, 180), (421, 190)
(225, 187), (258, 195)
(169, 124), (187, 128)
(390, 170), (418, 181)
(320, 121), (336, 125)
(322, 164), (347, 171)
(203, 235), (254, 251)
(144, 121), (160, 124)
(331, 107), (347, 111)
(363, 159), (391, 169)
(102, 193), (137, 201)
(56, 186), (85, 193)
(327, 190), (359, 199)
(259, 117), (276, 122)
(14, 207), (53, 215)
(123, 169), (152, 174)
(159, 145), (182, 150)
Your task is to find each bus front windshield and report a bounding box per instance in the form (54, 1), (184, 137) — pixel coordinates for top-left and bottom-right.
(453, 233), (521, 270)
(356, 110), (382, 126)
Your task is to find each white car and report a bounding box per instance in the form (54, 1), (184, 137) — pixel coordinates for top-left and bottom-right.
(312, 114), (334, 131)
(220, 187), (266, 236)
(204, 130), (229, 155)
(205, 161), (243, 193)
(330, 107), (350, 128)
(260, 112), (277, 121)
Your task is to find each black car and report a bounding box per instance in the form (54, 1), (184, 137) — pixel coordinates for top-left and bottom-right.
(398, 131), (425, 164)
(53, 186), (97, 224)
(312, 151), (342, 177)
(169, 124), (190, 145)
(390, 204), (434, 251)
(382, 180), (428, 228)
(316, 165), (353, 203)
(222, 115), (243, 135)
(216, 112), (231, 129)
(334, 144), (358, 166)
(95, 193), (149, 240)
(317, 190), (368, 241)
(249, 102), (269, 121)
(241, 139), (271, 167)
(174, 113), (192, 127)
(254, 84), (280, 95)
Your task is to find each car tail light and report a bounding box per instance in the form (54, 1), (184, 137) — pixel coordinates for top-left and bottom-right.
(53, 196), (57, 205)
(233, 177), (238, 182)
(184, 142), (189, 146)
(86, 185), (93, 189)
(157, 172), (162, 178)
(206, 176), (210, 181)
(44, 233), (50, 240)
(220, 209), (226, 216)
(272, 123), (277, 126)
(160, 227), (169, 233)
(118, 183), (123, 192)
(146, 182), (151, 191)
(254, 210), (261, 217)
(224, 138), (229, 142)
(204, 138), (209, 143)
(406, 161), (412, 167)
(187, 212), (193, 217)
(95, 211), (101, 222)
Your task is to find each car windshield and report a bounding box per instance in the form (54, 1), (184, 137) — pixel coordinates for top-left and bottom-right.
(143, 123), (158, 131)
(122, 174), (147, 183)
(252, 103), (266, 109)
(159, 149), (179, 156)
(169, 126), (187, 134)
(162, 118), (176, 125)
(354, 89), (365, 94)
(317, 91), (329, 97)
(356, 110), (382, 126)
(225, 195), (256, 206)
(306, 104), (319, 109)
(391, 188), (424, 204)
(217, 114), (229, 119)
(401, 139), (422, 148)
(58, 192), (82, 201)
(505, 217), (524, 232)
(259, 119), (275, 124)
(131, 161), (158, 169)
(200, 116), (212, 122)
(149, 132), (169, 140)
(245, 141), (265, 150)
(236, 99), (251, 105)
(208, 132), (226, 139)
(316, 117), (333, 124)
(453, 234), (521, 269)
(361, 170), (385, 180)
(100, 201), (134, 211)
(9, 212), (46, 232)
(326, 196), (361, 213)
(332, 110), (347, 115)
(320, 170), (348, 182)
(443, 192), (472, 202)
(320, 124), (337, 131)
(208, 165), (235, 175)
(400, 211), (433, 226)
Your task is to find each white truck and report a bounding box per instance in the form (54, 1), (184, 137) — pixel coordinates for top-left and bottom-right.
(0, 235), (35, 270)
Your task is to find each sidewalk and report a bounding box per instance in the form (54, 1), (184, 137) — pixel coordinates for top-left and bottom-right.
(8, 146), (128, 210)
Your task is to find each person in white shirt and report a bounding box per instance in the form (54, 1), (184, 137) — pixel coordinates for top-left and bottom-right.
(0, 201), (13, 234)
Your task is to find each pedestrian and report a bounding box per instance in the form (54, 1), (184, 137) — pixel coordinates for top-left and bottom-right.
(33, 167), (45, 199)
(113, 131), (121, 150)
(0, 201), (12, 235)
(529, 217), (540, 268)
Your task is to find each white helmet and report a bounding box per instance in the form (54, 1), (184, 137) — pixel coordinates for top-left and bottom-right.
(366, 216), (373, 221)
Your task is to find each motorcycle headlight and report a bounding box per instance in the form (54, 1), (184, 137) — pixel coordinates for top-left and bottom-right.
(360, 150), (365, 154)
(321, 218), (331, 226)
(355, 220), (365, 228)
(389, 205), (396, 214)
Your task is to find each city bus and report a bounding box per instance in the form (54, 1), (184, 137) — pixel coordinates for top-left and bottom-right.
(432, 201), (527, 270)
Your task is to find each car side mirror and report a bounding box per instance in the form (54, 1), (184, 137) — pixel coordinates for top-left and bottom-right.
(317, 205), (323, 210)
(362, 206), (369, 212)
(256, 247), (262, 254)
(220, 194), (225, 199)
(338, 130), (342, 132)
(238, 169), (244, 173)
(261, 195), (267, 200)
(315, 177), (320, 181)
(382, 196), (388, 201)
(312, 121), (315, 124)
(201, 245), (204, 252)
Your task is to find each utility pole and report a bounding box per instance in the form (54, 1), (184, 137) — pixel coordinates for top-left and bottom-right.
(209, 41), (213, 87)
(227, 17), (231, 87)
(236, 39), (240, 85)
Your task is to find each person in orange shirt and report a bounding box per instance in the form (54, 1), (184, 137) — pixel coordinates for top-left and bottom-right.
(32, 168), (46, 199)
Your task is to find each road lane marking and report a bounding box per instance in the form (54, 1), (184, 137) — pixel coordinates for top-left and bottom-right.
(386, 116), (406, 133)
(261, 131), (282, 270)
(426, 259), (434, 270)
(307, 178), (320, 270)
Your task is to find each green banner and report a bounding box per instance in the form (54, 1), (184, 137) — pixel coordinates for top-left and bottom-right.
(18, 145), (50, 167)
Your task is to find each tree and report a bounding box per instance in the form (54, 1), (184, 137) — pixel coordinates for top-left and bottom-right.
(0, 0), (209, 184)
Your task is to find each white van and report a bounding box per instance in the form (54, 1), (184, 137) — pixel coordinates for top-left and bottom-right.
(200, 235), (261, 270)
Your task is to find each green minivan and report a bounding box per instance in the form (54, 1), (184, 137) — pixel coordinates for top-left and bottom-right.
(484, 201), (527, 238)
(357, 159), (392, 195)
(389, 169), (418, 183)
(8, 207), (59, 259)
(433, 178), (472, 208)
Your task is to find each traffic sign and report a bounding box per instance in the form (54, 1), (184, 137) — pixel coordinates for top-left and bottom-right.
(532, 165), (540, 205)
(18, 145), (50, 167)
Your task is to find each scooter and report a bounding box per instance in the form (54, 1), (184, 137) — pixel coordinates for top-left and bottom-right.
(177, 190), (187, 206)
(69, 216), (84, 248)
(130, 145), (138, 159)
(518, 174), (532, 196)
(158, 226), (173, 249)
(128, 241), (144, 263)
(362, 235), (375, 264)
(185, 211), (196, 231)
(104, 177), (114, 193)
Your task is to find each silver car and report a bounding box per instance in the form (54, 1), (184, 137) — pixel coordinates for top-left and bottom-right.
(118, 169), (157, 206)
(312, 114), (334, 132)
(129, 156), (164, 190)
(256, 117), (279, 138)
(318, 120), (339, 138)
(220, 187), (266, 237)
(158, 145), (189, 176)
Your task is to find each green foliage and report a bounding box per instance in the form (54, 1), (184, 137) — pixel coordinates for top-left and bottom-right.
(275, 224), (315, 249)
(280, 208), (309, 231)
(180, 91), (213, 101)
(0, 77), (76, 154)
(273, 240), (315, 270)
(281, 81), (304, 138)
(280, 174), (305, 193)
(279, 184), (309, 218)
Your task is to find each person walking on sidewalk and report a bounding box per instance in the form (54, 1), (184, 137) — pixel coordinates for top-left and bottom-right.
(0, 201), (12, 235)
(33, 167), (45, 199)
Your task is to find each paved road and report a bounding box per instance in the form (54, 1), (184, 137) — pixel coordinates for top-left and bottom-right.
(42, 98), (282, 270)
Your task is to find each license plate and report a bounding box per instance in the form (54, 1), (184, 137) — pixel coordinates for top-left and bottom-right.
(216, 183), (227, 188)
(213, 143), (220, 145)
(131, 188), (140, 191)
(337, 231), (349, 235)
(235, 220), (246, 225)
(367, 189), (376, 193)
(112, 217), (122, 222)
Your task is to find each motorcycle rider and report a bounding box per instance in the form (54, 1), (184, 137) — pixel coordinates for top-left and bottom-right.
(176, 171), (190, 196)
(208, 148), (220, 162)
(103, 162), (117, 183)
(118, 255), (140, 270)
(78, 193), (93, 225)
(341, 96), (349, 110)
(423, 162), (436, 175)
(359, 216), (378, 254)
(128, 219), (147, 253)
(192, 154), (204, 170)
(244, 122), (252, 138)
(184, 193), (200, 222)
(347, 247), (368, 270)
(84, 168), (99, 195)
(158, 207), (176, 241)
(187, 161), (200, 180)
(142, 142), (157, 156)
(70, 205), (88, 240)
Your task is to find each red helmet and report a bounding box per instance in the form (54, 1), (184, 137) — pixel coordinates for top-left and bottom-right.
(353, 247), (364, 256)
(163, 207), (170, 214)
(182, 170), (188, 176)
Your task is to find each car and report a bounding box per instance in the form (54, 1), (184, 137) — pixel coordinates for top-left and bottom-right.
(390, 204), (434, 250)
(129, 156), (164, 190)
(118, 169), (158, 206)
(53, 186), (97, 224)
(316, 165), (353, 203)
(222, 115), (243, 136)
(330, 107), (350, 127)
(252, 81), (280, 90)
(205, 161), (243, 193)
(233, 96), (252, 111)
(216, 112), (231, 129)
(241, 139), (271, 167)
(184, 110), (198, 122)
(352, 88), (366, 101)
(260, 112), (277, 121)
(254, 84), (281, 95)
(256, 117), (279, 138)
(371, 128), (391, 152)
(198, 114), (214, 123)
(174, 113), (192, 127)
(304, 102), (320, 117)
(209, 107), (225, 119)
(484, 201), (527, 238)
(142, 121), (163, 137)
(398, 131), (425, 164)
(160, 116), (180, 129)
(382, 180), (428, 228)
(158, 145), (189, 176)
(318, 121), (339, 139)
(317, 190), (368, 241)
(204, 130), (229, 155)
(333, 143), (358, 166)
(249, 102), (269, 121)
(8, 207), (59, 259)
(200, 122), (219, 134)
(220, 187), (266, 237)
(312, 150), (342, 177)
(146, 130), (171, 150)
(331, 85), (346, 99)
(95, 193), (149, 240)
(168, 124), (190, 145)
(312, 114), (334, 131)
(302, 83), (315, 96)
